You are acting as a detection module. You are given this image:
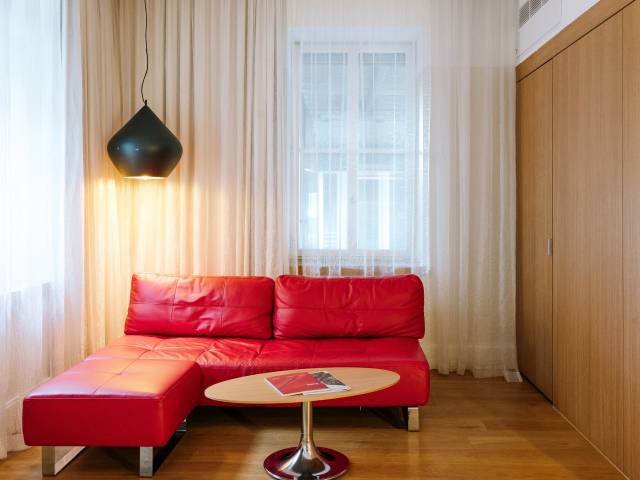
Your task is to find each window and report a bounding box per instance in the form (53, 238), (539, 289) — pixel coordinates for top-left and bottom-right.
(292, 41), (424, 261)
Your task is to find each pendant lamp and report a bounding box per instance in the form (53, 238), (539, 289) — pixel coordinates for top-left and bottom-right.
(107, 0), (182, 179)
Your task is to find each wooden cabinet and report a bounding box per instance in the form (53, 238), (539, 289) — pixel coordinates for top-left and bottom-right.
(552, 12), (624, 464)
(517, 7), (637, 475)
(516, 62), (553, 399)
(623, 2), (640, 477)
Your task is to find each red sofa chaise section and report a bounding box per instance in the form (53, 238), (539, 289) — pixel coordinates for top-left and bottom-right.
(23, 273), (430, 476)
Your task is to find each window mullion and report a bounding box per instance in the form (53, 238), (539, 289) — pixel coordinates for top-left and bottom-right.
(346, 46), (359, 253)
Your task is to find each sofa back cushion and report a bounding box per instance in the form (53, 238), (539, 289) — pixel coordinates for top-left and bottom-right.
(124, 274), (274, 339)
(273, 274), (424, 339)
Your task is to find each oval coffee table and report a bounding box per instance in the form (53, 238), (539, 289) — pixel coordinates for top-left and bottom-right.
(204, 367), (400, 480)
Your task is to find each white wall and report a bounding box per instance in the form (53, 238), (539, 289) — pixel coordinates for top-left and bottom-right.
(517, 0), (598, 63)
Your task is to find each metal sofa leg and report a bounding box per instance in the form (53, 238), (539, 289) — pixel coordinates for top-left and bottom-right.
(139, 447), (154, 477)
(139, 418), (188, 477)
(177, 418), (187, 434)
(405, 406), (420, 432)
(42, 446), (85, 476)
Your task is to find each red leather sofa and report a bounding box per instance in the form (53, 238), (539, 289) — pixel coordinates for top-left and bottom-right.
(23, 273), (430, 476)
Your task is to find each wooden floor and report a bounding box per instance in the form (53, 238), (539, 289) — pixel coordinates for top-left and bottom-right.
(0, 374), (625, 479)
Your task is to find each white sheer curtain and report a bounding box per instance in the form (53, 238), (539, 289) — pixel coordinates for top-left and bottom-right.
(286, 0), (518, 378)
(81, 0), (288, 351)
(0, 0), (83, 458)
(426, 0), (517, 379)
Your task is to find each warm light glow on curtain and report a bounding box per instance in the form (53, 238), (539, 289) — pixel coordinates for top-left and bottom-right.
(81, 0), (288, 352)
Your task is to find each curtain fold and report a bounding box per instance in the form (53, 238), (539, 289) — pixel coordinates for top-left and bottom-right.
(0, 0), (84, 458)
(425, 0), (517, 378)
(82, 0), (289, 352)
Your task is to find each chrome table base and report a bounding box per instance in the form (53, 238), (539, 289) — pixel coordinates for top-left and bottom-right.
(264, 402), (349, 480)
(264, 447), (349, 480)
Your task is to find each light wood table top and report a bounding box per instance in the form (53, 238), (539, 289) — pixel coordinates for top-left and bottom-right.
(204, 367), (399, 405)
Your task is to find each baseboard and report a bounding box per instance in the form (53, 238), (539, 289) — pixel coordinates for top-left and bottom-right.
(552, 406), (630, 480)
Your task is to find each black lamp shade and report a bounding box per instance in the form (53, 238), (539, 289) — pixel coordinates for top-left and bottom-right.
(107, 104), (182, 178)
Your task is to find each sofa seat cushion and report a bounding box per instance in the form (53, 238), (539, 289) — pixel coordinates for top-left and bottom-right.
(199, 336), (430, 407)
(124, 274), (275, 339)
(23, 358), (200, 447)
(92, 335), (429, 407)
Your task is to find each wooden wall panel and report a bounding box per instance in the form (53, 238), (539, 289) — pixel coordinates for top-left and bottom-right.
(516, 62), (553, 399)
(552, 12), (624, 465)
(623, 2), (640, 477)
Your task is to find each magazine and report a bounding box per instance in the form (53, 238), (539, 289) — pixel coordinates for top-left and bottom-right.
(265, 372), (330, 396)
(265, 371), (351, 396)
(306, 371), (351, 394)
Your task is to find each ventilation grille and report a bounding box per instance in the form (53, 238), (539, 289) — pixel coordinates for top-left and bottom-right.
(519, 0), (550, 28)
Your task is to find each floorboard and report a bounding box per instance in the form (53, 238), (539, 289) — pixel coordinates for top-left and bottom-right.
(0, 374), (624, 479)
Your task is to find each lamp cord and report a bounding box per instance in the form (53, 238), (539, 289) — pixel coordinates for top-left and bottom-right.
(140, 0), (149, 105)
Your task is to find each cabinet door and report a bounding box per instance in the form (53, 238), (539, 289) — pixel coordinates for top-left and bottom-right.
(623, 2), (640, 477)
(516, 62), (553, 399)
(553, 12), (623, 464)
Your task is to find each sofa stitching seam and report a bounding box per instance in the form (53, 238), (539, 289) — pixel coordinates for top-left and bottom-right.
(129, 301), (270, 308)
(275, 306), (419, 312)
(169, 278), (179, 335)
(87, 357), (142, 396)
(220, 279), (227, 335)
